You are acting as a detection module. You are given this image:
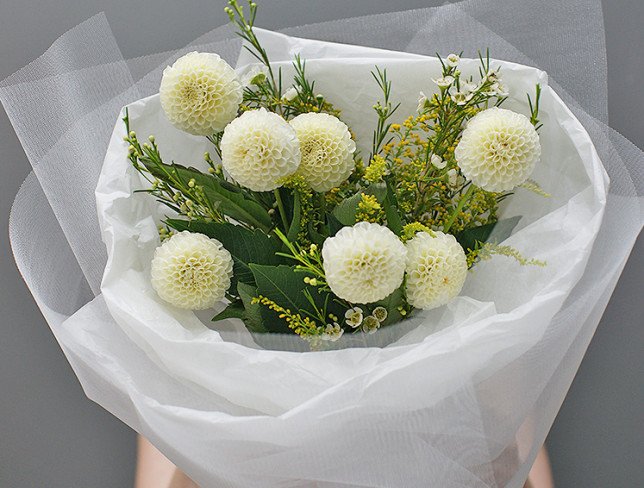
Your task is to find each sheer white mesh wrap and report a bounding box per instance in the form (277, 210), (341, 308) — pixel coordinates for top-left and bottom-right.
(1, 1), (642, 487)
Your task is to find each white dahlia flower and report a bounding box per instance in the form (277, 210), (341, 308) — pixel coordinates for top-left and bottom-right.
(220, 108), (301, 191)
(455, 107), (541, 192)
(160, 52), (242, 136)
(405, 231), (467, 310)
(322, 222), (407, 304)
(150, 231), (233, 310)
(289, 113), (356, 192)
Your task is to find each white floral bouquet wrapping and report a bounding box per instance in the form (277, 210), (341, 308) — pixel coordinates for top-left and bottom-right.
(1, 0), (642, 487)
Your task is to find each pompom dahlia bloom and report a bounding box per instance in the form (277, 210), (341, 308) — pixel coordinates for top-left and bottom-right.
(404, 231), (467, 310)
(220, 108), (301, 192)
(151, 231), (233, 310)
(289, 112), (356, 192)
(160, 52), (242, 136)
(322, 222), (407, 304)
(455, 107), (540, 192)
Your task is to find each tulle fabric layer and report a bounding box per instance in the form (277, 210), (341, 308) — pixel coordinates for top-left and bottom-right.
(1, 1), (642, 486)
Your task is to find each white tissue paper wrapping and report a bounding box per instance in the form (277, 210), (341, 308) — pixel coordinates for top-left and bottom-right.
(2, 1), (642, 487)
(98, 29), (606, 415)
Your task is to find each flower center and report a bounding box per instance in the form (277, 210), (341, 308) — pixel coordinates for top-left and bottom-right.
(179, 260), (208, 290)
(181, 81), (207, 105)
(302, 139), (326, 165)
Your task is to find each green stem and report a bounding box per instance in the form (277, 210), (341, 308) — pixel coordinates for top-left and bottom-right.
(444, 184), (475, 233)
(274, 189), (289, 230)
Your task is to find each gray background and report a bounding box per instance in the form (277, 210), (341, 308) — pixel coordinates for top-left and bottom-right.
(0, 1), (641, 486)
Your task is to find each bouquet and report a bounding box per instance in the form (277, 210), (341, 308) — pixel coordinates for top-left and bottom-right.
(3, 0), (641, 486)
(120, 1), (546, 346)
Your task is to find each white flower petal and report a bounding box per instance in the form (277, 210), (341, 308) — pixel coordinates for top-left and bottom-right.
(462, 82), (478, 93)
(430, 154), (447, 169)
(432, 76), (455, 88)
(282, 87), (298, 101)
(417, 91), (428, 112)
(241, 65), (268, 87)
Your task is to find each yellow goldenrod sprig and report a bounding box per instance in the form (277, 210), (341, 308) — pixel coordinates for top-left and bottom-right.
(355, 193), (384, 223)
(467, 242), (546, 268)
(519, 179), (551, 198)
(251, 295), (322, 338)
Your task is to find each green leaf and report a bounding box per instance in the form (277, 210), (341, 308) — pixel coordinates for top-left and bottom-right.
(146, 160), (272, 231)
(166, 220), (284, 289)
(166, 220), (281, 266)
(331, 183), (387, 226)
(383, 180), (404, 235)
(456, 216), (522, 251)
(247, 264), (351, 334)
(190, 169), (272, 231)
(237, 282), (268, 333)
(325, 212), (344, 237)
(212, 301), (245, 322)
(307, 221), (327, 246)
(231, 258), (255, 289)
(287, 191), (302, 242)
(249, 264), (313, 313)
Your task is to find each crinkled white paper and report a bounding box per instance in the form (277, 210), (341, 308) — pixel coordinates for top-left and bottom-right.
(2, 1), (642, 487)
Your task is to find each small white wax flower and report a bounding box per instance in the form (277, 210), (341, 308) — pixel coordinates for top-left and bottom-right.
(321, 323), (344, 341)
(322, 222), (407, 304)
(462, 82), (478, 93)
(160, 52), (242, 136)
(290, 112), (356, 192)
(446, 53), (460, 67)
(485, 82), (504, 96)
(405, 231), (467, 310)
(372, 306), (388, 323)
(430, 154), (447, 169)
(496, 83), (510, 97)
(151, 231), (233, 310)
(241, 65), (267, 86)
(455, 107), (541, 192)
(417, 91), (429, 112)
(453, 92), (472, 106)
(282, 87), (298, 101)
(433, 76), (455, 88)
(447, 168), (460, 187)
(345, 307), (364, 328)
(220, 108), (301, 191)
(485, 70), (500, 82)
(361, 315), (380, 334)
